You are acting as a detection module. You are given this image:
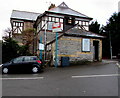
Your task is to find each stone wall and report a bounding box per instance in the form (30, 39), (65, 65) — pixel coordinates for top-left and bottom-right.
(24, 21), (34, 30)
(58, 36), (94, 61)
(50, 36), (102, 66)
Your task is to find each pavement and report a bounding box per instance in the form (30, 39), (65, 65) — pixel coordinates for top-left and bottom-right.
(102, 59), (118, 63)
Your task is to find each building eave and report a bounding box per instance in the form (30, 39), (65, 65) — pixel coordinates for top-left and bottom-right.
(45, 11), (93, 20)
(10, 18), (35, 22)
(64, 33), (105, 39)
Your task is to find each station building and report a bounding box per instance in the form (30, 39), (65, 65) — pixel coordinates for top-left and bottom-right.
(10, 2), (104, 66)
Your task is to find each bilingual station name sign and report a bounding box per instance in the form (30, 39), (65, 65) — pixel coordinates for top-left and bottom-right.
(52, 22), (61, 32)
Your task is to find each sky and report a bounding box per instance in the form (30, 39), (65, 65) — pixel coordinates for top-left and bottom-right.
(0, 0), (119, 40)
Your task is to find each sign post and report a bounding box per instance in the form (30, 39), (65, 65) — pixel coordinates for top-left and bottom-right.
(52, 22), (61, 67)
(39, 37), (44, 60)
(55, 32), (58, 67)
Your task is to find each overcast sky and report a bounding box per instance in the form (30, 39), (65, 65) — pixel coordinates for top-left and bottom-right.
(0, 0), (119, 40)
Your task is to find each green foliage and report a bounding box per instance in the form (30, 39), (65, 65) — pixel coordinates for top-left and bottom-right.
(103, 12), (120, 57)
(22, 28), (35, 45)
(89, 21), (100, 34)
(2, 38), (19, 63)
(2, 38), (32, 63)
(18, 45), (32, 56)
(89, 13), (120, 58)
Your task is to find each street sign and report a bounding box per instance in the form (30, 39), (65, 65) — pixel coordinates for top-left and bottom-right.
(52, 22), (61, 32)
(39, 43), (44, 50)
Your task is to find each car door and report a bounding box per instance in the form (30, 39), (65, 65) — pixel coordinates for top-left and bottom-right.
(21, 57), (31, 72)
(12, 57), (24, 73)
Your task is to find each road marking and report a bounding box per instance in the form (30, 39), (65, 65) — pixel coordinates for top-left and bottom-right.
(0, 64), (3, 67)
(116, 62), (120, 68)
(72, 74), (119, 78)
(1, 77), (44, 80)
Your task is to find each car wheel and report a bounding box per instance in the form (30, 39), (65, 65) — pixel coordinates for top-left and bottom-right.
(2, 67), (9, 74)
(32, 66), (39, 73)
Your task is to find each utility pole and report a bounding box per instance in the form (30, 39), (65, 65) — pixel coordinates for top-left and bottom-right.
(109, 31), (112, 59)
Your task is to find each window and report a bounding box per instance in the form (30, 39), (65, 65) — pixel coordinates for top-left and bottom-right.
(75, 21), (78, 24)
(31, 57), (38, 60)
(82, 38), (90, 52)
(24, 57), (31, 61)
(13, 57), (24, 63)
(49, 17), (52, 21)
(48, 22), (54, 30)
(24, 56), (38, 61)
(68, 19), (72, 24)
(37, 16), (63, 31)
(65, 17), (75, 25)
(55, 18), (59, 22)
(52, 17), (55, 22)
(12, 21), (24, 34)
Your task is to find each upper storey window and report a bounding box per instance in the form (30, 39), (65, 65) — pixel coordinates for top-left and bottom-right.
(65, 17), (75, 25)
(12, 21), (24, 34)
(37, 16), (63, 32)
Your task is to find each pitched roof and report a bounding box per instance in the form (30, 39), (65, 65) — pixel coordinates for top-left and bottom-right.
(47, 2), (92, 19)
(65, 24), (104, 38)
(11, 10), (40, 21)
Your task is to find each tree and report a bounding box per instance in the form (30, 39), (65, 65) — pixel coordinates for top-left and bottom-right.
(2, 38), (32, 63)
(103, 12), (120, 57)
(2, 38), (19, 63)
(2, 28), (12, 40)
(89, 21), (100, 34)
(18, 45), (32, 56)
(2, 28), (35, 63)
(22, 28), (35, 45)
(22, 28), (37, 54)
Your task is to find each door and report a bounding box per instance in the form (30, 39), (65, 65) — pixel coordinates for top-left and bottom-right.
(93, 41), (99, 61)
(22, 57), (32, 72)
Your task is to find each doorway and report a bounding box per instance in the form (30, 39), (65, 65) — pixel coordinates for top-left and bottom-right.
(93, 41), (99, 61)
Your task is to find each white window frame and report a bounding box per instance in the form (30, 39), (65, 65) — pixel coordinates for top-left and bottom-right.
(82, 38), (90, 52)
